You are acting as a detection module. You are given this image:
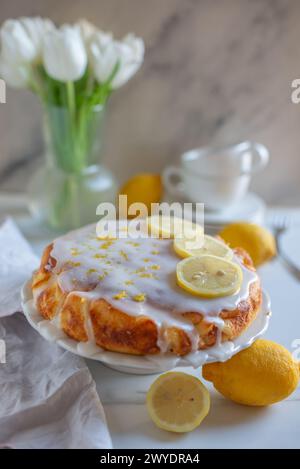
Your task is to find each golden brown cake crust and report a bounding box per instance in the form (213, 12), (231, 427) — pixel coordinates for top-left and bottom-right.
(31, 243), (262, 356)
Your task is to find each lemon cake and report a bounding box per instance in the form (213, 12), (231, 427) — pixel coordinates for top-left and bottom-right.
(31, 221), (262, 357)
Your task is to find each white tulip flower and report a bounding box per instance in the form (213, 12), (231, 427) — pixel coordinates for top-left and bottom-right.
(90, 32), (144, 89)
(0, 17), (54, 64)
(77, 19), (98, 45)
(1, 19), (36, 64)
(43, 25), (88, 82)
(123, 33), (145, 64)
(20, 17), (54, 59)
(0, 56), (29, 88)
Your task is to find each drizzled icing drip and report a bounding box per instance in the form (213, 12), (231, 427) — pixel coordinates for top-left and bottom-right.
(49, 223), (258, 352)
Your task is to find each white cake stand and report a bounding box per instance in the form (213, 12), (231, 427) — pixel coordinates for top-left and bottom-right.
(21, 279), (271, 374)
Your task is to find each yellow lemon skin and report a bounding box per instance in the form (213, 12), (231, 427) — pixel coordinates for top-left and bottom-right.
(218, 222), (276, 267)
(202, 339), (299, 406)
(119, 173), (163, 216)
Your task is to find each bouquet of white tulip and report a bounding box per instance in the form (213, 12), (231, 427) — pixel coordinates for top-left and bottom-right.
(0, 17), (144, 230)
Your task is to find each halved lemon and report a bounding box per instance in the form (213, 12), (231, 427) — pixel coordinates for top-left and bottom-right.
(174, 234), (233, 260)
(146, 215), (203, 239)
(176, 255), (243, 298)
(146, 372), (210, 433)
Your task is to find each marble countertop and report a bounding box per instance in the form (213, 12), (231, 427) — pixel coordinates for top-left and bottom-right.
(0, 0), (300, 205)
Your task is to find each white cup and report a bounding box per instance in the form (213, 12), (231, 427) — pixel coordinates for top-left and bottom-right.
(163, 141), (269, 211)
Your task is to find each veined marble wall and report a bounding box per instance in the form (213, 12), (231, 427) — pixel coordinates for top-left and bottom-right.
(0, 0), (299, 205)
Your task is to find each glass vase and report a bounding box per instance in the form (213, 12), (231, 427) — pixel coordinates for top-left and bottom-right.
(27, 104), (117, 232)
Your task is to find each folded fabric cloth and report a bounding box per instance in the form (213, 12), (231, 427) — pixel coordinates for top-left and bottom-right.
(0, 218), (112, 449)
(0, 218), (38, 317)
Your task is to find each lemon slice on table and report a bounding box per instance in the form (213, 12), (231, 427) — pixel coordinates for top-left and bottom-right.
(146, 372), (210, 433)
(146, 215), (203, 239)
(176, 255), (243, 298)
(174, 234), (233, 260)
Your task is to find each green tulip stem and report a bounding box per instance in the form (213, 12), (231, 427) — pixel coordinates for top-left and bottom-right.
(66, 80), (76, 121)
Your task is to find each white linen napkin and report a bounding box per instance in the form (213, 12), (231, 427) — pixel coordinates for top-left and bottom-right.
(0, 218), (112, 449)
(0, 218), (39, 317)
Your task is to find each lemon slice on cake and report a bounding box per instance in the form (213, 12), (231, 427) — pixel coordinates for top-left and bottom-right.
(176, 255), (243, 298)
(174, 234), (232, 260)
(146, 372), (210, 433)
(146, 215), (203, 239)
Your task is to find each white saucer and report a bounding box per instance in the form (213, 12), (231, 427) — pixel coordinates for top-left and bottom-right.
(21, 279), (271, 375)
(205, 193), (266, 226)
(164, 192), (265, 230)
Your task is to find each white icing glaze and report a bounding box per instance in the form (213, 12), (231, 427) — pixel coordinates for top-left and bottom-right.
(47, 222), (258, 353)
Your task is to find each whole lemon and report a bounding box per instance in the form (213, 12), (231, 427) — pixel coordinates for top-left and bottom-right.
(218, 222), (276, 267)
(202, 339), (299, 406)
(119, 173), (163, 216)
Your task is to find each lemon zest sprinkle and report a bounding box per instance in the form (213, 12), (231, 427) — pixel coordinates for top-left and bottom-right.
(133, 293), (146, 302)
(113, 291), (128, 300)
(120, 250), (129, 261)
(68, 261), (81, 267)
(125, 280), (134, 285)
(126, 241), (140, 247)
(71, 248), (81, 256)
(134, 267), (146, 274)
(98, 272), (108, 281)
(87, 268), (97, 275)
(93, 253), (107, 259)
(100, 241), (114, 249)
(139, 272), (154, 279)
